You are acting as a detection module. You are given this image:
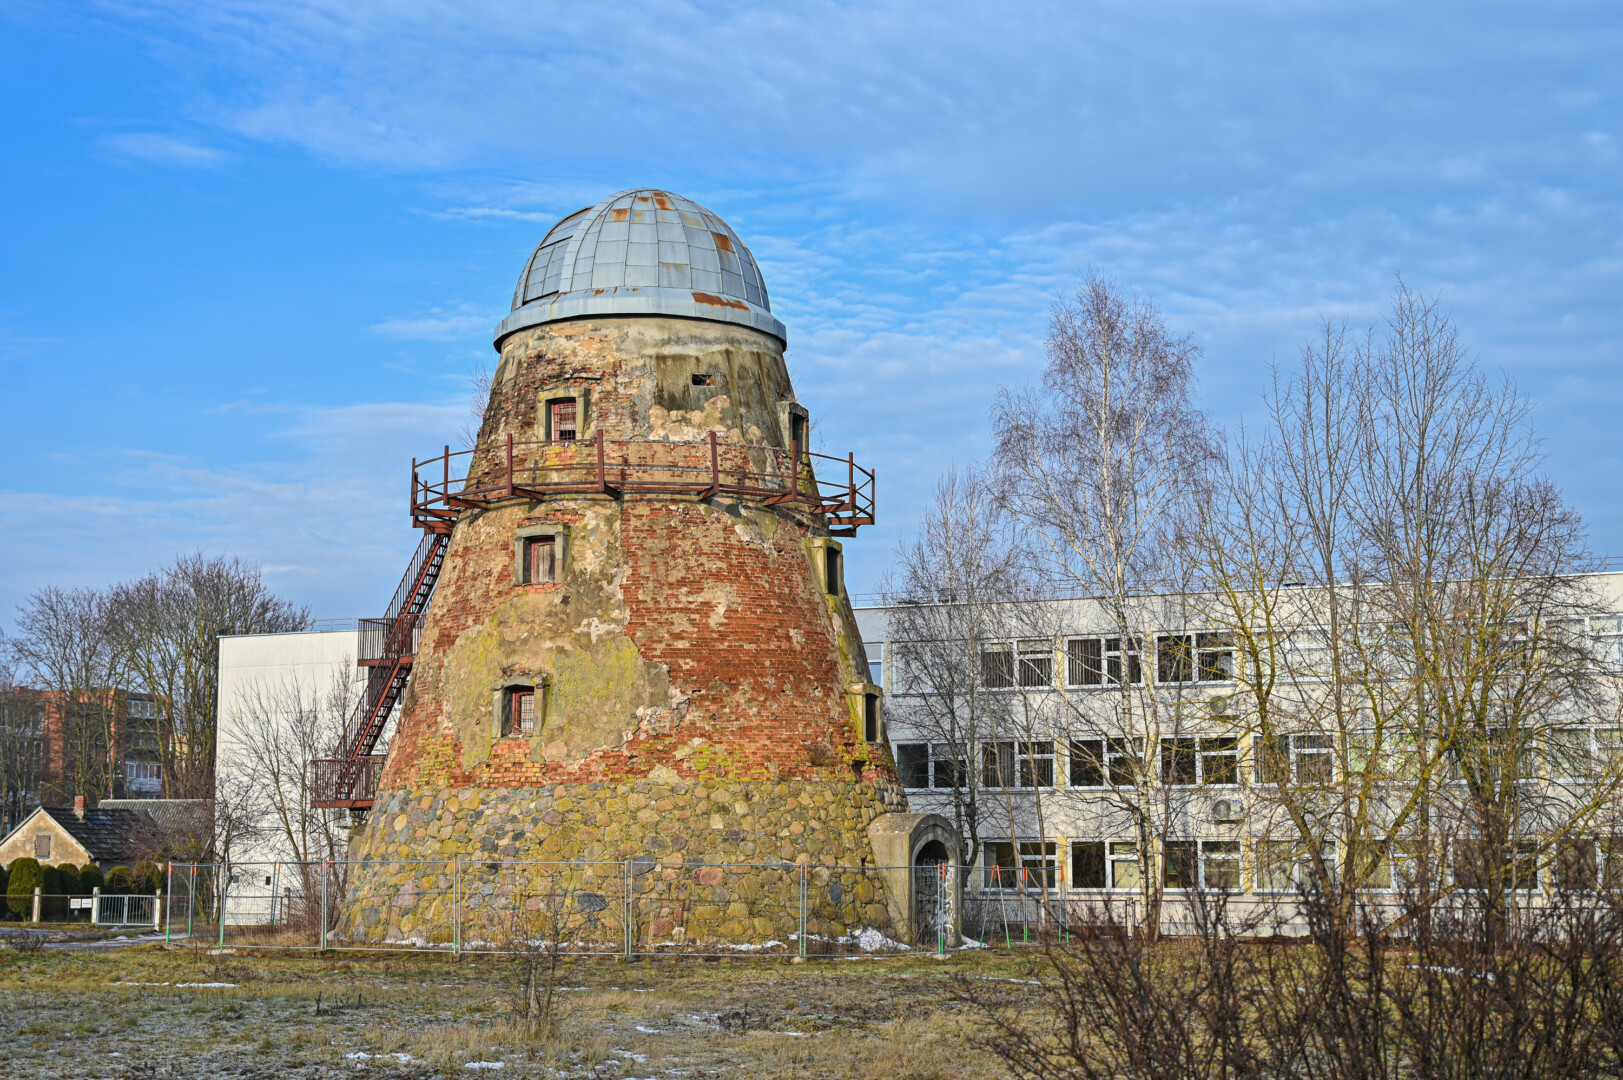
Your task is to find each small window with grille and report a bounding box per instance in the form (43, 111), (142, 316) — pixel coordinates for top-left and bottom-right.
(501, 687), (537, 737)
(548, 398), (578, 442)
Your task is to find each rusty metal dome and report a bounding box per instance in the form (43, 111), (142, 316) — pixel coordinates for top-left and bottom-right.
(494, 188), (785, 347)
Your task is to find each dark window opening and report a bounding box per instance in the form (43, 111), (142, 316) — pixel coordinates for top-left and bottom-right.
(789, 411), (808, 450)
(896, 742), (929, 788)
(1017, 640), (1053, 688)
(1157, 632), (1234, 684)
(550, 399), (578, 442)
(1163, 841), (1197, 889)
(1068, 637), (1103, 685)
(895, 742), (968, 789)
(1072, 841), (1106, 888)
(825, 547), (842, 595)
(981, 644), (1014, 688)
(1162, 738), (1199, 785)
(1108, 737), (1142, 786)
(1069, 738), (1105, 787)
(863, 693), (880, 743)
(691, 372), (717, 386)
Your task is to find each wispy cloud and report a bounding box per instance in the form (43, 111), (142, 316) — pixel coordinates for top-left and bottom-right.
(99, 132), (225, 167)
(369, 306), (495, 340)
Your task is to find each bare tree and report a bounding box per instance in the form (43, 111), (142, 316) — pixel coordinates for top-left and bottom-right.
(0, 647), (45, 832)
(107, 553), (310, 800)
(990, 275), (1219, 938)
(222, 663), (356, 866)
(9, 586), (123, 804)
(881, 465), (1024, 867)
(1200, 284), (1620, 934)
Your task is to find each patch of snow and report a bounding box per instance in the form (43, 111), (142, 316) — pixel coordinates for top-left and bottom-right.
(718, 940), (785, 952)
(176, 982), (238, 988)
(347, 1052), (416, 1063)
(635, 1025), (665, 1034)
(464, 1062), (505, 1070)
(613, 1050), (649, 1063)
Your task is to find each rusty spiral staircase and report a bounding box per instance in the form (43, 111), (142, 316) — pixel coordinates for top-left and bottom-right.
(309, 433), (874, 816)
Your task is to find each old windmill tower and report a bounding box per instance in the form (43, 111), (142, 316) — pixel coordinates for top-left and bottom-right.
(316, 189), (952, 946)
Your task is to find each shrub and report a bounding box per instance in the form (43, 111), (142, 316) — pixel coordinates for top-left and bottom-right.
(104, 865), (133, 892)
(132, 860), (164, 894)
(39, 864), (64, 919)
(79, 864), (104, 893)
(7, 858), (43, 919)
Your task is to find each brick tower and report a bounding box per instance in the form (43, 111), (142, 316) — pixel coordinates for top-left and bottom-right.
(340, 189), (910, 946)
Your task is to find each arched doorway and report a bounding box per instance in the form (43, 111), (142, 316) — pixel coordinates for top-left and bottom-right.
(912, 838), (952, 947)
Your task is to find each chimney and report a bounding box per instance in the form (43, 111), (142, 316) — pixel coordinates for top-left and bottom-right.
(74, 795), (86, 821)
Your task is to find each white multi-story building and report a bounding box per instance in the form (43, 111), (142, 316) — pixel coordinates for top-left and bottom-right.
(857, 571), (1623, 932)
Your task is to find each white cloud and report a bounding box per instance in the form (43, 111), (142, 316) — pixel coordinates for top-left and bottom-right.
(369, 309), (495, 340)
(98, 132), (225, 166)
(0, 401), (464, 624)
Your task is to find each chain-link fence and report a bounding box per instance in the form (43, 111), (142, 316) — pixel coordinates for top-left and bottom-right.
(143, 859), (972, 958)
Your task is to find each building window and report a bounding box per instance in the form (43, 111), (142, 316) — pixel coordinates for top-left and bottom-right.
(1069, 739), (1105, 787)
(1161, 737), (1239, 786)
(1066, 636), (1142, 686)
(124, 760), (162, 792)
(1164, 840), (1241, 891)
(825, 546), (843, 595)
(521, 535), (557, 584)
(1254, 733), (1334, 785)
(34, 833), (50, 859)
(981, 643), (1014, 689)
(1156, 633), (1234, 684)
(863, 692), (881, 743)
(1071, 841), (1106, 888)
(788, 410), (808, 450)
(895, 742), (968, 790)
(1555, 837), (1623, 890)
(982, 740), (1054, 789)
(1017, 640), (1053, 688)
(548, 398), (578, 441)
(1109, 842), (1141, 890)
(1259, 840), (1340, 892)
(1453, 840), (1539, 892)
(501, 686), (537, 737)
(126, 697), (160, 720)
(982, 840), (1056, 890)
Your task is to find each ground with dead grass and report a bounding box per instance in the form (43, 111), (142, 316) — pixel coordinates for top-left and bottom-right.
(0, 944), (1041, 1078)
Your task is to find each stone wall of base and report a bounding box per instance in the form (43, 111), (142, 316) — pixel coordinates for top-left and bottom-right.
(340, 777), (908, 946)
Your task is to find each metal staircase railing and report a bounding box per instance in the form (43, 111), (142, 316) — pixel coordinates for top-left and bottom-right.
(310, 530), (447, 811)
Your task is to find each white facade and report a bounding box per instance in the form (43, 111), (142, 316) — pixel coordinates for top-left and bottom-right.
(216, 627), (361, 922)
(857, 572), (1623, 932)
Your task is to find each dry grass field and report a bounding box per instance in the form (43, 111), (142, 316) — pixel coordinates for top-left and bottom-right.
(0, 941), (1041, 1078)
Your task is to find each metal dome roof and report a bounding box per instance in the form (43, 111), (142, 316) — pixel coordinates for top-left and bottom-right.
(494, 189), (786, 346)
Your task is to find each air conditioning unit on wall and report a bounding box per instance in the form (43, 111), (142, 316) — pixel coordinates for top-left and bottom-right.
(1211, 798), (1244, 824)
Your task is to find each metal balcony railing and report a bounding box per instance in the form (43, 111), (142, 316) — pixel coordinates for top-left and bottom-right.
(410, 431), (875, 536)
(309, 755), (388, 809)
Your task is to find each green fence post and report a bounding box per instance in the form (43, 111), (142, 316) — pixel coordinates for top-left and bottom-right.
(319, 860), (329, 952)
(217, 866), (228, 949)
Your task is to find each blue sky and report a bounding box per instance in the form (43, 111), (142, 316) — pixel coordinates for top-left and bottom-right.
(2, 1), (1620, 626)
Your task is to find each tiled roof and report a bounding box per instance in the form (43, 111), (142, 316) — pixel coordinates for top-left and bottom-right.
(38, 806), (157, 864)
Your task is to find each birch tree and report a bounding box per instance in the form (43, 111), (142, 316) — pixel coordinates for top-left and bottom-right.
(991, 275), (1218, 938)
